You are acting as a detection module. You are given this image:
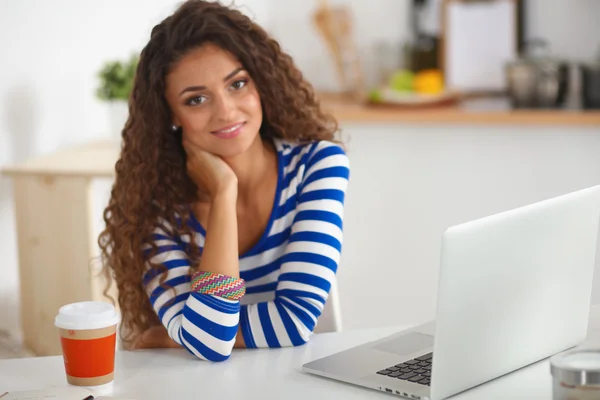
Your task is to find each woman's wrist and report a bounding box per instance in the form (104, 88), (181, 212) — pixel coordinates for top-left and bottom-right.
(212, 180), (237, 202)
(191, 271), (246, 301)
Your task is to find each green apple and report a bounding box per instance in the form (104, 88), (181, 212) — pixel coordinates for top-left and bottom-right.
(389, 70), (414, 92)
(368, 88), (384, 103)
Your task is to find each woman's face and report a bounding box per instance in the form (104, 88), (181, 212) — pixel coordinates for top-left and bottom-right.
(165, 43), (263, 158)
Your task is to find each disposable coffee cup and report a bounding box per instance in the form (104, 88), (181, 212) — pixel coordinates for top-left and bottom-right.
(54, 301), (120, 391)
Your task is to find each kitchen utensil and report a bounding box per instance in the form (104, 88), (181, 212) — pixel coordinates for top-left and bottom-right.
(506, 61), (538, 108)
(505, 38), (569, 109)
(407, 0), (439, 72)
(312, 0), (364, 96)
(581, 45), (600, 110)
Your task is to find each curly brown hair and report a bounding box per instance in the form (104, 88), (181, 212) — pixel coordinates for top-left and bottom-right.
(98, 0), (339, 347)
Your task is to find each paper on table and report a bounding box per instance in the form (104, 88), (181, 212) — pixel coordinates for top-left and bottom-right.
(0, 387), (92, 399)
(96, 397), (136, 400)
(0, 388), (135, 400)
(445, 0), (517, 92)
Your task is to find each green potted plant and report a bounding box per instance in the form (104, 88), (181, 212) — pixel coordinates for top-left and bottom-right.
(96, 54), (138, 139)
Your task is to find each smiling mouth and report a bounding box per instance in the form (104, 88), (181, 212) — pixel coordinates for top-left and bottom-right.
(211, 122), (245, 135)
(210, 121), (246, 139)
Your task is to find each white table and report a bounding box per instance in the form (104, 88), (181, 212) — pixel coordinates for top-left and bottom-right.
(1, 306), (599, 400)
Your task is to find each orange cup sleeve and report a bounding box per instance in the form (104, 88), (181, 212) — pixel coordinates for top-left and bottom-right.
(60, 333), (116, 378)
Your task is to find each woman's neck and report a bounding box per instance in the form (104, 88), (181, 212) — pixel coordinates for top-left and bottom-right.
(222, 135), (276, 203)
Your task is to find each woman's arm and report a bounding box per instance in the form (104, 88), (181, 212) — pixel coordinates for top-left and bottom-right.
(198, 187), (240, 278)
(183, 137), (241, 279)
(239, 141), (349, 348)
(141, 222), (241, 361)
(138, 141), (243, 361)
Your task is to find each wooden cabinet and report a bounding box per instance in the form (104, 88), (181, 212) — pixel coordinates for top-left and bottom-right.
(2, 141), (120, 356)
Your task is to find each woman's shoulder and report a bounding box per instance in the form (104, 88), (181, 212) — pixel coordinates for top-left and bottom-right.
(274, 138), (349, 168)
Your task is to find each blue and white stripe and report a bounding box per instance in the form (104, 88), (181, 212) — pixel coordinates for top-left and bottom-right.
(142, 139), (350, 361)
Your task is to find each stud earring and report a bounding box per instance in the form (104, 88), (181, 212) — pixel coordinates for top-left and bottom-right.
(171, 125), (179, 132)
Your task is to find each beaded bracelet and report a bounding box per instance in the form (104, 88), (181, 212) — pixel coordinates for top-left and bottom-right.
(190, 271), (246, 301)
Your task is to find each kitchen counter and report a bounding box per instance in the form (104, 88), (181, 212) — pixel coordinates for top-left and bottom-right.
(319, 93), (600, 126)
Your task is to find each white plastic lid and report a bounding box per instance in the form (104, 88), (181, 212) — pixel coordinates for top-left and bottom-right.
(552, 350), (600, 371)
(560, 353), (600, 371)
(55, 301), (120, 330)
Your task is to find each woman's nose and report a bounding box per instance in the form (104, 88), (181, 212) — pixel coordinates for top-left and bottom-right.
(213, 93), (236, 121)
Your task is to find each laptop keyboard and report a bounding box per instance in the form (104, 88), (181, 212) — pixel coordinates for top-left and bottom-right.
(376, 352), (432, 386)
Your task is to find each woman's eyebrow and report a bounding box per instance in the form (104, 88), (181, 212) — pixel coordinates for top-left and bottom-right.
(179, 67), (245, 96)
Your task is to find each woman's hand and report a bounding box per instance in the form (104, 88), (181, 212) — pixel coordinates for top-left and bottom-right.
(133, 325), (181, 350)
(183, 138), (238, 199)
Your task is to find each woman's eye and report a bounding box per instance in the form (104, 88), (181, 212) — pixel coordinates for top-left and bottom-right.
(186, 96), (206, 106)
(231, 79), (248, 90)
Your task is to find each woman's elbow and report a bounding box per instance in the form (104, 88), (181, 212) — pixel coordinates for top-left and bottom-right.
(180, 331), (235, 362)
(289, 324), (315, 347)
(184, 342), (234, 362)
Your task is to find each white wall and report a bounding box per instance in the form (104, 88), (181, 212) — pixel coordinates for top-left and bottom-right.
(525, 0), (600, 62)
(1, 0), (600, 342)
(338, 124), (600, 330)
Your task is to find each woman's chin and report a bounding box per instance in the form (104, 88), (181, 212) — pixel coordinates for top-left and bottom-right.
(210, 131), (260, 158)
(216, 147), (248, 159)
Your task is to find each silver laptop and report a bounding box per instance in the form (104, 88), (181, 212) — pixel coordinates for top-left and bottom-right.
(303, 185), (600, 400)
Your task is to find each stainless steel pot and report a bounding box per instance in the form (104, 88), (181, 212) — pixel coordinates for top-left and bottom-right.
(506, 39), (569, 109)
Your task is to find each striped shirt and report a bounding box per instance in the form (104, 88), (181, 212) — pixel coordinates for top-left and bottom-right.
(142, 139), (350, 361)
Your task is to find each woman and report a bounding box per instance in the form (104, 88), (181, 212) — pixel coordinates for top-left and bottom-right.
(99, 0), (350, 362)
